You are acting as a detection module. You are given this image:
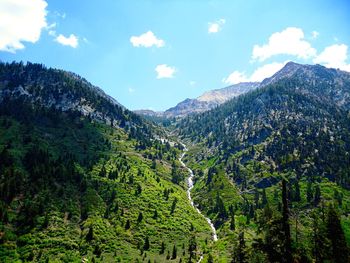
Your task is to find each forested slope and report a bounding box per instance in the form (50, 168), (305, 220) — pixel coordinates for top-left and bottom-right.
(177, 62), (350, 262)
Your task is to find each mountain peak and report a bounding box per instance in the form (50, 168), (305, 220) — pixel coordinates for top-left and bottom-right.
(284, 61), (301, 67)
(261, 61), (307, 86)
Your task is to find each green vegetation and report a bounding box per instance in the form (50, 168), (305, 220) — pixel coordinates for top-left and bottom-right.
(0, 62), (212, 262)
(178, 64), (350, 262)
(2, 61), (350, 262)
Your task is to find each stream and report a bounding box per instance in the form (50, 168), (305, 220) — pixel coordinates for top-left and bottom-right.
(179, 143), (218, 242)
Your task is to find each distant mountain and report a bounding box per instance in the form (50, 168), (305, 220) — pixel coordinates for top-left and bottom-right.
(197, 82), (260, 104)
(163, 98), (216, 118)
(135, 82), (259, 118)
(133, 109), (163, 117)
(138, 61), (350, 119)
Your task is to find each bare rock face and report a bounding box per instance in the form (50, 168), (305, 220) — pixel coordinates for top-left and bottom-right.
(197, 82), (260, 104)
(0, 62), (146, 130)
(136, 62), (350, 119)
(136, 82), (259, 119)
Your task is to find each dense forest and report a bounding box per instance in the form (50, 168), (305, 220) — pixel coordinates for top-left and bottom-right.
(0, 62), (213, 262)
(177, 62), (350, 262)
(1, 62), (350, 262)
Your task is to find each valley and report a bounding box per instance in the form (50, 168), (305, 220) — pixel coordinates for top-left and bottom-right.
(1, 61), (350, 262)
(179, 143), (218, 242)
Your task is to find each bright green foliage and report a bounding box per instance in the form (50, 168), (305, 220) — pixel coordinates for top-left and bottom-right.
(2, 61), (350, 262)
(177, 64), (350, 262)
(0, 62), (212, 262)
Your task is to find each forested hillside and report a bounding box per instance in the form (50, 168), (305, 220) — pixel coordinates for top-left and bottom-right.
(177, 62), (350, 262)
(0, 62), (213, 262)
(2, 61), (350, 263)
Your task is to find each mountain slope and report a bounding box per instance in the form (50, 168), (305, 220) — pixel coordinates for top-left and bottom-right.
(197, 82), (260, 104)
(164, 82), (259, 118)
(136, 82), (259, 119)
(0, 62), (147, 130)
(177, 62), (350, 261)
(0, 62), (212, 262)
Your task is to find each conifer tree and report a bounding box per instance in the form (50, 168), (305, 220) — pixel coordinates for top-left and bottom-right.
(159, 241), (165, 254)
(137, 212), (143, 223)
(143, 236), (150, 251)
(326, 205), (349, 262)
(171, 244), (177, 259)
(125, 219), (131, 230)
(282, 179), (292, 263)
(236, 231), (247, 263)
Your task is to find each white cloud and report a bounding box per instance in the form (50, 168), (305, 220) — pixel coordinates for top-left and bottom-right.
(249, 62), (287, 82)
(222, 71), (249, 85)
(208, 18), (226, 34)
(155, 64), (176, 79)
(130, 31), (164, 48)
(0, 0), (48, 52)
(313, 44), (350, 72)
(223, 62), (287, 85)
(128, 87), (135, 93)
(55, 34), (78, 48)
(252, 27), (316, 61)
(311, 31), (319, 39)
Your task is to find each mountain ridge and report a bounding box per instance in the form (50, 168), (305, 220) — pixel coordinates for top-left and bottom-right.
(135, 81), (260, 118)
(137, 61), (345, 119)
(1, 60), (350, 262)
(176, 61), (350, 261)
(0, 61), (213, 262)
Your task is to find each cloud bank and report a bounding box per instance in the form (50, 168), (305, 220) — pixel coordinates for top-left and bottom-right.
(0, 0), (48, 52)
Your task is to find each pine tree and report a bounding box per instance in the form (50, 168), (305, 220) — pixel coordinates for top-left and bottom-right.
(136, 183), (142, 195)
(125, 219), (131, 230)
(311, 212), (331, 262)
(236, 231), (247, 263)
(143, 236), (150, 251)
(326, 205), (349, 262)
(153, 209), (158, 219)
(171, 161), (180, 184)
(230, 213), (235, 231)
(188, 235), (197, 262)
(137, 212), (143, 223)
(171, 244), (177, 259)
(215, 192), (227, 219)
(159, 241), (165, 254)
(254, 190), (260, 208)
(307, 181), (313, 203)
(170, 197), (178, 214)
(282, 179), (292, 263)
(86, 226), (94, 241)
(314, 185), (321, 206)
(151, 159), (156, 169)
(294, 180), (301, 202)
(261, 188), (268, 207)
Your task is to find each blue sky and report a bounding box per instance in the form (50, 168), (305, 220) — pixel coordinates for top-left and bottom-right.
(1, 0), (350, 111)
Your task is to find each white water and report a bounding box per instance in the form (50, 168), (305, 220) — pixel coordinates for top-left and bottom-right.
(197, 255), (204, 262)
(179, 144), (218, 242)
